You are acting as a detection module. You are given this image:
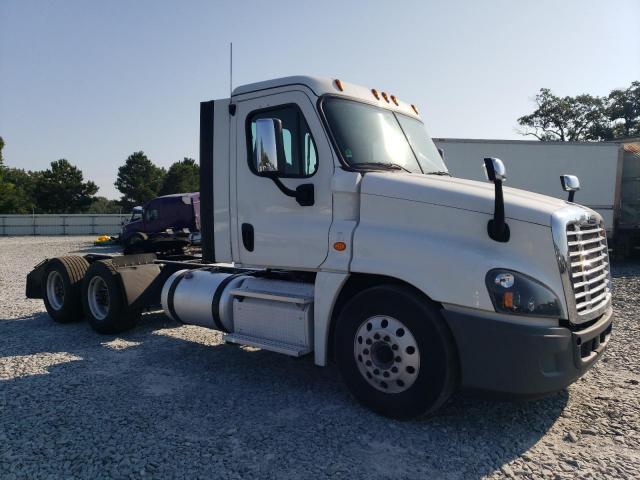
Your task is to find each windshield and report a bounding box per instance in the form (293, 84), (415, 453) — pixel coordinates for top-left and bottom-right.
(322, 97), (448, 174)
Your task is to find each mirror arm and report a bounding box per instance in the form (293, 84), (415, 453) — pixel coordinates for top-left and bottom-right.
(269, 176), (297, 197)
(268, 176), (314, 207)
(488, 180), (510, 242)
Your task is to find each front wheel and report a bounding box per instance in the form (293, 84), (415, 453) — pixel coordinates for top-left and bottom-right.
(334, 284), (458, 419)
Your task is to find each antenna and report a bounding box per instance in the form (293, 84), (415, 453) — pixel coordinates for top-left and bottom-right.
(229, 42), (233, 98)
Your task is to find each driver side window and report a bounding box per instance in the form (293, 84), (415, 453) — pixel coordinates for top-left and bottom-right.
(145, 209), (159, 221)
(248, 105), (318, 178)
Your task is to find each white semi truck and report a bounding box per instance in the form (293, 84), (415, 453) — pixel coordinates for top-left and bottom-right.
(26, 76), (614, 418)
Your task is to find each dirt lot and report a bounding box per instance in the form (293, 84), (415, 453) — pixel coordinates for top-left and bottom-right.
(0, 236), (638, 479)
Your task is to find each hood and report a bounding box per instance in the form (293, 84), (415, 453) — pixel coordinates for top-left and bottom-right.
(360, 172), (570, 226)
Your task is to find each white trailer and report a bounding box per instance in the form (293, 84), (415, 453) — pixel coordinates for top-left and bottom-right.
(27, 76), (614, 418)
(434, 138), (640, 255)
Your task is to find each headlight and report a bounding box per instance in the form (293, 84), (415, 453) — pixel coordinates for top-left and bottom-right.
(485, 269), (561, 317)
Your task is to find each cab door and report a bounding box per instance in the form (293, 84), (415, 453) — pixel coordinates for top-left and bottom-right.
(233, 90), (334, 269)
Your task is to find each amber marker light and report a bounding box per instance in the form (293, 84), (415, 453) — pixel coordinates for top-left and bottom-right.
(411, 104), (419, 115)
(333, 241), (347, 251)
(334, 79), (344, 91)
(371, 88), (380, 100)
(503, 291), (514, 310)
(390, 95), (399, 106)
(381, 91), (390, 102)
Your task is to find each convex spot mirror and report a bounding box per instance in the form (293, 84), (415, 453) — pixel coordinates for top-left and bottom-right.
(253, 118), (285, 174)
(560, 174), (580, 192)
(483, 157), (506, 182)
(560, 174), (580, 202)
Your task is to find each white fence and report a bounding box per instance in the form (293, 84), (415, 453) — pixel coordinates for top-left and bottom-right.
(0, 214), (130, 236)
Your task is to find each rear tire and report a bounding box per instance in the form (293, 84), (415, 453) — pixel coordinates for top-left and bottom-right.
(42, 256), (89, 323)
(82, 260), (139, 334)
(334, 284), (458, 419)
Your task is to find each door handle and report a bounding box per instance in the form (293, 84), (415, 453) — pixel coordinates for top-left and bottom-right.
(241, 223), (254, 252)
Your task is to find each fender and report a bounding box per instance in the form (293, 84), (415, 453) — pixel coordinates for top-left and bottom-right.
(313, 271), (349, 366)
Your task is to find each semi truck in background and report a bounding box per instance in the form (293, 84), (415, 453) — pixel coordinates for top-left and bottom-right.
(435, 138), (640, 257)
(26, 76), (613, 419)
(120, 192), (201, 254)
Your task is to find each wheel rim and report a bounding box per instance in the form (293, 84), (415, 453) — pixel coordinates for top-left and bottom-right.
(87, 276), (110, 320)
(46, 270), (65, 310)
(354, 315), (420, 393)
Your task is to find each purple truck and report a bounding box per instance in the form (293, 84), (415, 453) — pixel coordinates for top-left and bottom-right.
(120, 192), (200, 254)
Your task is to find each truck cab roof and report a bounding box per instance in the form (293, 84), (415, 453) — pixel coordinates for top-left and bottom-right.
(231, 75), (420, 120)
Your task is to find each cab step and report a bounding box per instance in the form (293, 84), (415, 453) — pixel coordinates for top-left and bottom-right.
(223, 333), (311, 357)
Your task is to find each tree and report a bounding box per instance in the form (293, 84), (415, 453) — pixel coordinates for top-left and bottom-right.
(517, 89), (611, 141)
(608, 81), (640, 139)
(87, 196), (122, 214)
(33, 159), (98, 213)
(159, 157), (199, 195)
(0, 138), (39, 214)
(115, 151), (165, 209)
(0, 167), (37, 213)
(518, 81), (639, 142)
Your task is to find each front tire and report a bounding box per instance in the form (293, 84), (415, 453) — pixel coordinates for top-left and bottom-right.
(42, 256), (89, 323)
(82, 260), (139, 334)
(123, 232), (148, 255)
(334, 284), (458, 419)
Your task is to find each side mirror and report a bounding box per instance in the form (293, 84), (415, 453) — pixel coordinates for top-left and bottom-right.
(253, 118), (285, 174)
(483, 157), (509, 243)
(560, 174), (580, 202)
(252, 117), (315, 207)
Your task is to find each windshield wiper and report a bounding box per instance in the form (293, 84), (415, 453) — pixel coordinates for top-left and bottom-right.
(356, 162), (413, 173)
(426, 171), (451, 176)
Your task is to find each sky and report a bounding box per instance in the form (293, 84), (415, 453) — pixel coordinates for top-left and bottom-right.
(1, 0), (639, 199)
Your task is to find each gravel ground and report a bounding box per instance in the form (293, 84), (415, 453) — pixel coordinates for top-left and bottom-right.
(0, 236), (638, 479)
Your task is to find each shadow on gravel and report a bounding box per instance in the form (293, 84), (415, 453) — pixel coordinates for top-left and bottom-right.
(0, 312), (568, 478)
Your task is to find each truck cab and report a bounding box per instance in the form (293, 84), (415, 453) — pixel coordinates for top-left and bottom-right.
(120, 192), (200, 253)
(30, 76), (614, 418)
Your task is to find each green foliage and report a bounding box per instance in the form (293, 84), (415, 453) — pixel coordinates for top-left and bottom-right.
(86, 196), (122, 214)
(33, 159), (99, 213)
(115, 151), (166, 209)
(159, 158), (199, 195)
(608, 81), (640, 139)
(518, 81), (639, 141)
(0, 138), (38, 214)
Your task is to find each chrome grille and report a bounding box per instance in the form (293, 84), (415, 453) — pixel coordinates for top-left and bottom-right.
(566, 221), (611, 317)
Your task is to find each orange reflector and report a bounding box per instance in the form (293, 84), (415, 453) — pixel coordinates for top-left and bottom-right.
(503, 292), (514, 309)
(381, 91), (389, 102)
(371, 88), (380, 100)
(334, 79), (344, 91)
(390, 94), (399, 106)
(411, 104), (419, 115)
(333, 241), (347, 251)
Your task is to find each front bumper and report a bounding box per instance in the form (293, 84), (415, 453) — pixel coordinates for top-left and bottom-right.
(442, 306), (613, 397)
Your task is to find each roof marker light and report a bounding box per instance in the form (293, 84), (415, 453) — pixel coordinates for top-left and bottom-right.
(334, 79), (344, 91)
(390, 94), (399, 106)
(411, 104), (419, 115)
(381, 92), (390, 103)
(371, 88), (380, 100)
